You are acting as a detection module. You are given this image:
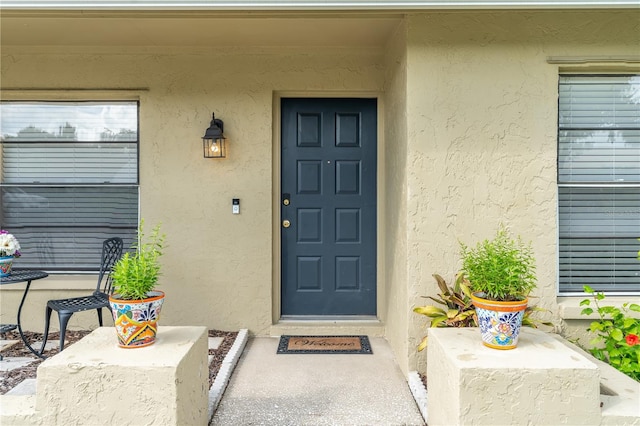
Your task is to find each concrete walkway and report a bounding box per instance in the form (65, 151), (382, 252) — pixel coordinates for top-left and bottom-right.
(212, 337), (425, 426)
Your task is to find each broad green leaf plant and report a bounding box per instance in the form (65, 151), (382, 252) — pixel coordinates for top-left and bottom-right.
(413, 273), (477, 351)
(580, 285), (640, 382)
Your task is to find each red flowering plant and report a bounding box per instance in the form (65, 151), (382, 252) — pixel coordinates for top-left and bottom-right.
(580, 285), (640, 382)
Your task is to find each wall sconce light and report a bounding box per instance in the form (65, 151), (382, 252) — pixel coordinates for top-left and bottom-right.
(202, 113), (227, 158)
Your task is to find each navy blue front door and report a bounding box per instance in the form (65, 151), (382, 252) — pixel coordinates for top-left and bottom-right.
(281, 98), (377, 316)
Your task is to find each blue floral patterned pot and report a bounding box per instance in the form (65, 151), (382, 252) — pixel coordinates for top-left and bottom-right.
(0, 256), (14, 277)
(109, 291), (165, 348)
(471, 292), (528, 350)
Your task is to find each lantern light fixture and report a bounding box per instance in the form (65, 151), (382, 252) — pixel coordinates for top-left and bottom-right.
(202, 113), (227, 158)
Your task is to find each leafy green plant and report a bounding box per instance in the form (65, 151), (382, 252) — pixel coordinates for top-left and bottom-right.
(580, 285), (640, 382)
(521, 304), (553, 329)
(413, 272), (552, 351)
(111, 221), (165, 300)
(459, 226), (536, 301)
(413, 273), (477, 351)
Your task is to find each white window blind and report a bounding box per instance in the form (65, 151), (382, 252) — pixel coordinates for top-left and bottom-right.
(0, 101), (139, 271)
(558, 75), (640, 293)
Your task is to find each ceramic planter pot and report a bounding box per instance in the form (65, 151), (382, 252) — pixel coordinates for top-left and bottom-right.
(0, 256), (14, 277)
(109, 290), (165, 348)
(471, 292), (528, 350)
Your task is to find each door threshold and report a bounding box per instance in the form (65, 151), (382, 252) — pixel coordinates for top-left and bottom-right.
(280, 315), (378, 322)
(271, 316), (384, 338)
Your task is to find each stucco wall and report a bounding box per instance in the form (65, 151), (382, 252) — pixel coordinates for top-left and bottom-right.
(382, 20), (411, 375)
(35, 326), (209, 425)
(404, 10), (640, 373)
(1, 10), (638, 377)
(0, 45), (386, 334)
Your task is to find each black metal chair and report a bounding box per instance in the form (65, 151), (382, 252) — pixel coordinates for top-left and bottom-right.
(41, 237), (123, 353)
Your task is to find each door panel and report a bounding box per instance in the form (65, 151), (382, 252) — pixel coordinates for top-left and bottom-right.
(281, 98), (377, 316)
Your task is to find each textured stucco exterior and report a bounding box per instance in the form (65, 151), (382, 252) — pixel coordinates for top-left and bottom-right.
(35, 326), (208, 426)
(1, 9), (639, 377)
(382, 18), (411, 375)
(403, 10), (640, 373)
(0, 42), (387, 335)
(428, 328), (603, 426)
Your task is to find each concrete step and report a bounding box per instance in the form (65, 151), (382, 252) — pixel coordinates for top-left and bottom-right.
(5, 379), (36, 396)
(0, 357), (36, 373)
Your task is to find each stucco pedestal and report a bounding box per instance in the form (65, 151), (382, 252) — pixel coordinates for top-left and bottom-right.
(36, 326), (208, 426)
(427, 327), (601, 426)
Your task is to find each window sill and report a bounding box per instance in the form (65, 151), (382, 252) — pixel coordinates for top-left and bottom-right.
(0, 274), (96, 291)
(558, 296), (640, 320)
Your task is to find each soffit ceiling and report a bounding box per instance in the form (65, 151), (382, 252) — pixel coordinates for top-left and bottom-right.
(1, 13), (403, 48)
(1, 0), (636, 9)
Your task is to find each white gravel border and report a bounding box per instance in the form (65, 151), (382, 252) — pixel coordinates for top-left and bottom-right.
(208, 328), (249, 421)
(408, 370), (428, 424)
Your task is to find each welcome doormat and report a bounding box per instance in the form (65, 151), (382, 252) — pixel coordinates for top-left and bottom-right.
(277, 335), (373, 354)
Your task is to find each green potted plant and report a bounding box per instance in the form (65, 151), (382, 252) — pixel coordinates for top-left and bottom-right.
(459, 225), (537, 349)
(413, 272), (551, 352)
(109, 221), (166, 348)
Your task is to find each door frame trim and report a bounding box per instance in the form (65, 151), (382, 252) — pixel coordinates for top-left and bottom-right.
(272, 91), (385, 324)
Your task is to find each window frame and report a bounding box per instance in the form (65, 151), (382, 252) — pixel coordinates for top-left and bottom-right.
(556, 73), (640, 296)
(0, 99), (141, 273)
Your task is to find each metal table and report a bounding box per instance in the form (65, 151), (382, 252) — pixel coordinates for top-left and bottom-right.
(0, 270), (49, 358)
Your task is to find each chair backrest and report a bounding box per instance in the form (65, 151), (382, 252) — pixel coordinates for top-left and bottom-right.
(95, 237), (124, 295)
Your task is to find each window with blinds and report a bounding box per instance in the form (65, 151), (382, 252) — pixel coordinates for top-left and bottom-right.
(558, 75), (640, 294)
(0, 101), (139, 271)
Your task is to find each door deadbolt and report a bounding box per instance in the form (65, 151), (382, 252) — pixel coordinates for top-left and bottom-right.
(282, 219), (291, 228)
(283, 199), (290, 206)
